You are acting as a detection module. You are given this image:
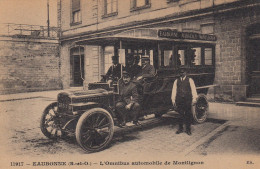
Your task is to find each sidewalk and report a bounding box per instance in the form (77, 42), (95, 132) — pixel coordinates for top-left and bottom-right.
(208, 102), (260, 129)
(190, 102), (260, 156)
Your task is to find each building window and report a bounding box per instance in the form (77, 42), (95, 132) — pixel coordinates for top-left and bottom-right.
(71, 0), (81, 25)
(103, 0), (118, 18)
(130, 0), (151, 11)
(73, 11), (81, 23)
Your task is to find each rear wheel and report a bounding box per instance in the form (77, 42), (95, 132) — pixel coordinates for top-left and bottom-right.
(192, 94), (208, 124)
(40, 102), (64, 139)
(76, 108), (114, 152)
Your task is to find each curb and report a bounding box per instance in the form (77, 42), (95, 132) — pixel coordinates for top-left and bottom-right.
(0, 96), (45, 102)
(180, 121), (231, 156)
(0, 90), (63, 102)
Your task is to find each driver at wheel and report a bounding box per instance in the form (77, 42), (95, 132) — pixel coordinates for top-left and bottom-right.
(171, 69), (197, 135)
(102, 55), (122, 84)
(116, 71), (142, 127)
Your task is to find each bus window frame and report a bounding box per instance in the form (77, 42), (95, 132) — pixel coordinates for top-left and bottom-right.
(158, 42), (215, 70)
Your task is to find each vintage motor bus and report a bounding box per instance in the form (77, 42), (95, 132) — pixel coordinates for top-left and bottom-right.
(40, 29), (216, 152)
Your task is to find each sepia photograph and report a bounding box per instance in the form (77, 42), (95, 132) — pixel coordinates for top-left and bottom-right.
(0, 0), (260, 168)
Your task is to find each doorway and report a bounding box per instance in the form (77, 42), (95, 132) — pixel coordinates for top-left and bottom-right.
(248, 39), (260, 94)
(70, 47), (84, 87)
(247, 23), (260, 95)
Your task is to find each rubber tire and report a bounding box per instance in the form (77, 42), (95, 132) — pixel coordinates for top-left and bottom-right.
(192, 94), (208, 124)
(40, 102), (62, 139)
(76, 108), (114, 153)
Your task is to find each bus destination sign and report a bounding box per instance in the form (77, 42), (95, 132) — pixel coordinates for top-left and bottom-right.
(158, 29), (217, 41)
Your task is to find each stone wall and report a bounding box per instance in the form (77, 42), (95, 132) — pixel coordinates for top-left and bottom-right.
(213, 7), (260, 101)
(0, 36), (61, 94)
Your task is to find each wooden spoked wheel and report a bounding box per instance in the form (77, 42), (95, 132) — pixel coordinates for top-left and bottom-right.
(76, 108), (114, 152)
(40, 102), (64, 139)
(192, 94), (208, 124)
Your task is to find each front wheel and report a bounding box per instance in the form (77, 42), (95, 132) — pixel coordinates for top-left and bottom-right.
(192, 94), (208, 124)
(76, 108), (114, 152)
(40, 102), (64, 139)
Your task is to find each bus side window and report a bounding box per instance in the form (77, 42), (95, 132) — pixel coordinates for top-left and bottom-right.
(205, 48), (213, 65)
(104, 46), (114, 73)
(192, 47), (202, 65)
(178, 50), (185, 66)
(164, 50), (172, 67)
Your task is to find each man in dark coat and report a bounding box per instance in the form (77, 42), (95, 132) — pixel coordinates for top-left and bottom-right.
(137, 57), (155, 80)
(116, 71), (142, 127)
(171, 69), (197, 135)
(135, 57), (156, 94)
(125, 54), (142, 79)
(104, 55), (122, 82)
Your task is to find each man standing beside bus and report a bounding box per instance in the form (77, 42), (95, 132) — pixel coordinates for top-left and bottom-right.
(171, 69), (197, 135)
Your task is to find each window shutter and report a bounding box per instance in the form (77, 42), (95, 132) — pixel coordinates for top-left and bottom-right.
(72, 0), (80, 12)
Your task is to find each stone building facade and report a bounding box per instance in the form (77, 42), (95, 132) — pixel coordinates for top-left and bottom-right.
(58, 0), (260, 101)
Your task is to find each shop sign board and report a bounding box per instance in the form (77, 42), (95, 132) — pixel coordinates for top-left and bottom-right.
(158, 29), (217, 41)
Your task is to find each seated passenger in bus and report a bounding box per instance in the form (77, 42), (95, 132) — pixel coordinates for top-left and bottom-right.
(134, 57), (156, 94)
(133, 55), (142, 77)
(125, 54), (142, 79)
(136, 57), (155, 80)
(177, 54), (182, 66)
(186, 48), (196, 66)
(169, 54), (181, 67)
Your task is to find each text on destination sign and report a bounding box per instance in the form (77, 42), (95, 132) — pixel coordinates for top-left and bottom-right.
(158, 30), (217, 41)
